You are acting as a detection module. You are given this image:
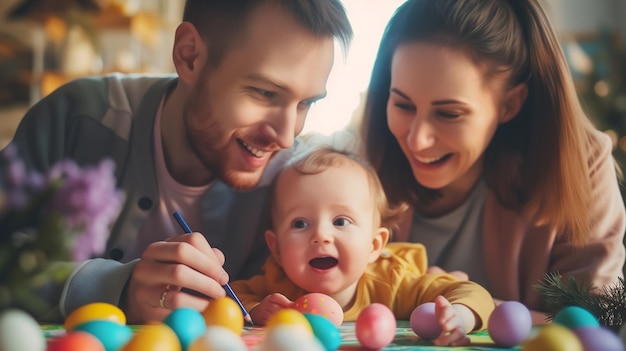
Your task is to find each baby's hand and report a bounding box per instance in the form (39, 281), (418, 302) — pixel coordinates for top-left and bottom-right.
(250, 293), (294, 326)
(432, 295), (472, 346)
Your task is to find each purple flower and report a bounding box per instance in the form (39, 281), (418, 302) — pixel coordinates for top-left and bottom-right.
(7, 159), (26, 187)
(1, 143), (123, 264)
(1, 147), (125, 317)
(49, 158), (124, 261)
(1, 143), (51, 208)
(26, 172), (46, 191)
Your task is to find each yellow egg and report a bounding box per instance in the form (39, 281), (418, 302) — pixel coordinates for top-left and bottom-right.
(522, 324), (583, 351)
(64, 302), (126, 331)
(266, 308), (313, 335)
(120, 323), (181, 351)
(202, 297), (244, 335)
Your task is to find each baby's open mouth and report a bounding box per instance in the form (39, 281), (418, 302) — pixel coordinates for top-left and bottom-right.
(309, 257), (338, 270)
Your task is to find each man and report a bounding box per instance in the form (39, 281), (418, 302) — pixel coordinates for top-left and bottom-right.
(4, 0), (352, 323)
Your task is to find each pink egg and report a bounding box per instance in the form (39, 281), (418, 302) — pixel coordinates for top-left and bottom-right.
(409, 302), (441, 340)
(488, 301), (532, 347)
(294, 293), (344, 327)
(355, 303), (396, 349)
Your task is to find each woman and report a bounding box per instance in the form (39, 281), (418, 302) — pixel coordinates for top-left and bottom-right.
(361, 0), (625, 324)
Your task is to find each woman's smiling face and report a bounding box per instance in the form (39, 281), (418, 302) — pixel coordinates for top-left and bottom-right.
(386, 42), (508, 192)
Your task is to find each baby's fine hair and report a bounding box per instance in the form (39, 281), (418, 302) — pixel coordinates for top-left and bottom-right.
(277, 147), (406, 231)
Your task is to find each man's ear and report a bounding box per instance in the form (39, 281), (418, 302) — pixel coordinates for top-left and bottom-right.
(368, 227), (390, 263)
(265, 229), (282, 266)
(172, 22), (206, 87)
(499, 82), (528, 124)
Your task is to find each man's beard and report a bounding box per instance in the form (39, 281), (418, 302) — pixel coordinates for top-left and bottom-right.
(183, 69), (265, 190)
(184, 110), (263, 190)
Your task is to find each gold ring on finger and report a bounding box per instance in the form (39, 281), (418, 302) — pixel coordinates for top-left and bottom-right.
(159, 285), (171, 309)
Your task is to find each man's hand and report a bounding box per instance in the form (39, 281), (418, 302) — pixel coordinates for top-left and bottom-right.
(432, 296), (474, 346)
(124, 233), (229, 323)
(250, 293), (294, 326)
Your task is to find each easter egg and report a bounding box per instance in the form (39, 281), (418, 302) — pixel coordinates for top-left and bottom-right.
(259, 325), (325, 351)
(120, 323), (181, 351)
(355, 303), (396, 350)
(202, 297), (244, 335)
(487, 301), (532, 347)
(303, 313), (341, 351)
(64, 302), (126, 331)
(553, 306), (599, 329)
(188, 326), (247, 351)
(574, 326), (624, 351)
(522, 324), (583, 351)
(164, 307), (207, 350)
(266, 308), (313, 334)
(73, 320), (132, 351)
(294, 293), (344, 327)
(620, 323), (626, 346)
(409, 302), (441, 341)
(47, 331), (105, 351)
(0, 309), (46, 351)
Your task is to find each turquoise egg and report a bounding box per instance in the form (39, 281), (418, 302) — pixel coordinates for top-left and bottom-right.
(553, 306), (600, 329)
(303, 313), (341, 351)
(164, 307), (207, 350)
(74, 319), (133, 351)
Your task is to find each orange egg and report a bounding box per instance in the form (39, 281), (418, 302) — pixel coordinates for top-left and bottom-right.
(266, 308), (313, 335)
(120, 323), (180, 351)
(202, 297), (244, 335)
(64, 302), (126, 331)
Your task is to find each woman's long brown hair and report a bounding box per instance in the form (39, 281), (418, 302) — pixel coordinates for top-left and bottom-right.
(361, 0), (610, 245)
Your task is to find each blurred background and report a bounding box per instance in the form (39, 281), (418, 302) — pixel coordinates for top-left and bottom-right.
(0, 0), (625, 169)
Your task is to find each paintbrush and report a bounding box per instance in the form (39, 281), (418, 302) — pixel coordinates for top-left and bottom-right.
(173, 211), (253, 325)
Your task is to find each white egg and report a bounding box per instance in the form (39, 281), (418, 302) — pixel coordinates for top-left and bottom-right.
(188, 325), (247, 351)
(0, 309), (46, 351)
(259, 325), (325, 351)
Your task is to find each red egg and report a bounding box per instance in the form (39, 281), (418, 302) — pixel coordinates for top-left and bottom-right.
(355, 303), (396, 349)
(47, 331), (105, 351)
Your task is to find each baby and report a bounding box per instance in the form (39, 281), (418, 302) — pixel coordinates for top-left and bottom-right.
(230, 146), (495, 346)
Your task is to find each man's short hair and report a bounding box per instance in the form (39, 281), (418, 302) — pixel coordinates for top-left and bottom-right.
(183, 0), (353, 66)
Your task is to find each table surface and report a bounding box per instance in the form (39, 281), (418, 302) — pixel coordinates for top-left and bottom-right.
(42, 321), (520, 350)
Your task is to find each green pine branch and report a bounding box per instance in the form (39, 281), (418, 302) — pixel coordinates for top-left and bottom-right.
(534, 272), (626, 331)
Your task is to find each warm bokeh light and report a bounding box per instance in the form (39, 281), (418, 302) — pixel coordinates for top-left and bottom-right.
(605, 129), (618, 149)
(619, 136), (626, 152)
(594, 80), (610, 97)
(304, 0), (407, 136)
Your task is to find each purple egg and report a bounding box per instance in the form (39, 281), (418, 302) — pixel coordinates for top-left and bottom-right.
(410, 302), (442, 341)
(487, 301), (532, 347)
(574, 326), (624, 351)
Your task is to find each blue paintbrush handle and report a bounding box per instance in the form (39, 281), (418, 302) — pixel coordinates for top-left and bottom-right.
(172, 211), (252, 323)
